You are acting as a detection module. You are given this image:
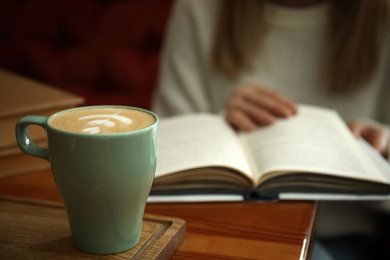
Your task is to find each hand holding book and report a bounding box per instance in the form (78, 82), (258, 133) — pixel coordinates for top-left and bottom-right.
(347, 121), (390, 158)
(225, 82), (298, 131)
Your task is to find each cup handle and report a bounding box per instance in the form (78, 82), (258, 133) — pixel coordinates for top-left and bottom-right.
(15, 116), (50, 162)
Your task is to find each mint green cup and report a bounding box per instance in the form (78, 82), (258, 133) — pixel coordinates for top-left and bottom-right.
(15, 106), (159, 254)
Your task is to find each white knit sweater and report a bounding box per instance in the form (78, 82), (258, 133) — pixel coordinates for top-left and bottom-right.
(153, 0), (390, 127)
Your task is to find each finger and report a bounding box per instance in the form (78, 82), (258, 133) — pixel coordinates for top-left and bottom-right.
(233, 98), (276, 126)
(248, 84), (297, 118)
(253, 95), (293, 118)
(348, 122), (389, 157)
(256, 85), (298, 115)
(362, 128), (388, 154)
(347, 122), (363, 138)
(226, 109), (257, 132)
(383, 138), (389, 159)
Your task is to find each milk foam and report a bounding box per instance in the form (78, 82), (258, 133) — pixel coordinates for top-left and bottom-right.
(79, 114), (133, 134)
(50, 107), (155, 134)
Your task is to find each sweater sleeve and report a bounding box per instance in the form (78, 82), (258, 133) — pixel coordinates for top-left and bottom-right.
(152, 0), (212, 118)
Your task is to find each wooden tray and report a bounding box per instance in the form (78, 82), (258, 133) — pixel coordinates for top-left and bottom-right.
(0, 197), (186, 259)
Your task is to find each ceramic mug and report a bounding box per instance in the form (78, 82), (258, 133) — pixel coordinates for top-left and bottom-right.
(15, 105), (159, 254)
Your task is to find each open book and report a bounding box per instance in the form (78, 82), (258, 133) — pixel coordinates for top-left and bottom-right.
(149, 105), (390, 202)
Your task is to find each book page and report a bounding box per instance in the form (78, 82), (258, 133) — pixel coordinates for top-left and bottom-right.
(239, 104), (388, 185)
(155, 114), (254, 181)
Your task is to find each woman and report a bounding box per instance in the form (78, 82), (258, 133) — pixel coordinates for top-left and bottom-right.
(153, 0), (390, 259)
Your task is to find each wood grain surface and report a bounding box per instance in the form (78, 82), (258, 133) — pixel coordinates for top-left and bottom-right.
(0, 196), (186, 260)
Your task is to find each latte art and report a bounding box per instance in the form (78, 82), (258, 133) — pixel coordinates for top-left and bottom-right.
(50, 107), (155, 134)
(79, 114), (133, 134)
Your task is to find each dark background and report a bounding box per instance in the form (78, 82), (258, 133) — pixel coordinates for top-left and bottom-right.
(0, 0), (173, 109)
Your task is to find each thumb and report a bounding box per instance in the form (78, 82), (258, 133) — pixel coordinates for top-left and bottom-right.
(347, 122), (363, 139)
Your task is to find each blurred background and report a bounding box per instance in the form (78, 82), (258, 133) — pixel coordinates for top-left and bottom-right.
(0, 0), (173, 109)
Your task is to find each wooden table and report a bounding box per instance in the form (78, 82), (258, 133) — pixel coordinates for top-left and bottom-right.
(0, 169), (317, 259)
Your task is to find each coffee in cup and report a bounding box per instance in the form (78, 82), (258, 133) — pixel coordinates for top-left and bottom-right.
(50, 107), (155, 134)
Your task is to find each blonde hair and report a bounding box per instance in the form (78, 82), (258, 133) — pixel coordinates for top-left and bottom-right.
(212, 0), (390, 93)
